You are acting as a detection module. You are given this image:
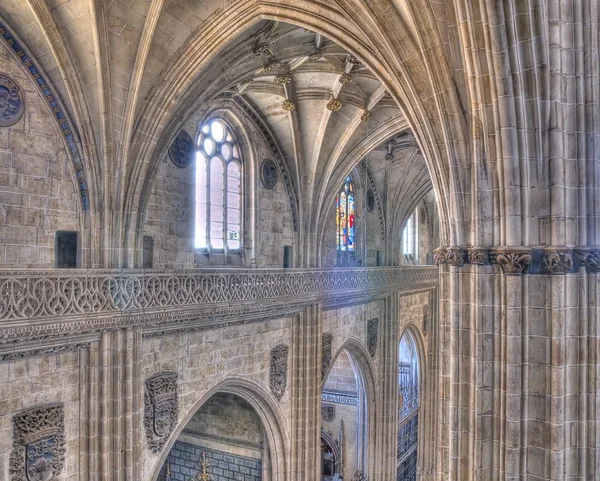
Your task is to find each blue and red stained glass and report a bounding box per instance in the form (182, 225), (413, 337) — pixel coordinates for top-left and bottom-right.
(337, 176), (355, 251)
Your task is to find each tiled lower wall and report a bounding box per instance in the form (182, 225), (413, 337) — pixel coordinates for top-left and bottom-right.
(159, 440), (262, 481)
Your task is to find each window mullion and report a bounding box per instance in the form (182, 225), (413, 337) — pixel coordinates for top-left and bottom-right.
(223, 159), (228, 250)
(207, 157), (211, 248)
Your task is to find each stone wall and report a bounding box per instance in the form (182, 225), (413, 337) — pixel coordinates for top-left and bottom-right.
(323, 349), (358, 394)
(159, 441), (262, 481)
(185, 392), (263, 447)
(0, 44), (80, 268)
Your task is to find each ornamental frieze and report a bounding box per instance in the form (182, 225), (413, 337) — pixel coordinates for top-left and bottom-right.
(9, 403), (66, 481)
(144, 372), (178, 453)
(270, 344), (289, 401)
(543, 249), (573, 274)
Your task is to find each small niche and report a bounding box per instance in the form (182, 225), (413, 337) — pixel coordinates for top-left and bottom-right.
(283, 245), (293, 268)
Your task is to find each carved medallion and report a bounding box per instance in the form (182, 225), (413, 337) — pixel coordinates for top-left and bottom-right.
(9, 403), (66, 481)
(367, 190), (375, 212)
(322, 333), (333, 378)
(261, 158), (278, 190)
(144, 372), (178, 453)
(321, 403), (336, 422)
(326, 99), (342, 112)
(0, 74), (25, 127)
(367, 318), (378, 357)
(270, 344), (289, 401)
(168, 130), (194, 168)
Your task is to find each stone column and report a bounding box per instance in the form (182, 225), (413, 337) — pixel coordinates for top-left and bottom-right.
(289, 303), (322, 481)
(372, 294), (399, 481)
(86, 328), (142, 481)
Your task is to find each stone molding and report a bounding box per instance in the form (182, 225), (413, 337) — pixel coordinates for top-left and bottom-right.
(0, 267), (437, 360)
(10, 403), (66, 481)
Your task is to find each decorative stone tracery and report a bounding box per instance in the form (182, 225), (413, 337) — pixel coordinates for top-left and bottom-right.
(9, 403), (66, 481)
(269, 344), (289, 401)
(144, 372), (178, 453)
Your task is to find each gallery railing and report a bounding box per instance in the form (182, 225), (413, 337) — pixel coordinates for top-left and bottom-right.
(0, 266), (437, 322)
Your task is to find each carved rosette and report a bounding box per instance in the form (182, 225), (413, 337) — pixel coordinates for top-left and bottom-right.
(468, 248), (489, 265)
(9, 403), (66, 481)
(543, 249), (573, 274)
(496, 249), (532, 274)
(322, 333), (333, 378)
(282, 99), (295, 111)
(367, 318), (378, 357)
(326, 99), (342, 112)
(574, 248), (600, 272)
(253, 44), (273, 57)
(144, 372), (178, 453)
(433, 248), (447, 265)
(262, 62), (282, 73)
(446, 248), (465, 267)
(361, 110), (372, 122)
(321, 403), (336, 422)
(274, 75), (291, 85)
(270, 345), (289, 401)
(339, 73), (353, 84)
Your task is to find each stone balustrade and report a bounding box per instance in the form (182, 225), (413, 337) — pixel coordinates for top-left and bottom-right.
(0, 266), (437, 360)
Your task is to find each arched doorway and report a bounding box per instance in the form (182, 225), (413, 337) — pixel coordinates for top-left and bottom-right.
(397, 330), (420, 481)
(157, 392), (269, 481)
(321, 348), (369, 481)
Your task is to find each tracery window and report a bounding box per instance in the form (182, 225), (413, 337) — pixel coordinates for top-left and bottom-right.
(195, 119), (242, 250)
(402, 208), (418, 263)
(336, 176), (355, 252)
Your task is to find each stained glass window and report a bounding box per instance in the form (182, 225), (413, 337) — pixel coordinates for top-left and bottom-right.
(336, 176), (355, 251)
(195, 119), (242, 250)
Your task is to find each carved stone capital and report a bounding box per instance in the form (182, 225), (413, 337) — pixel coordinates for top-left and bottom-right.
(446, 247), (465, 267)
(495, 248), (532, 274)
(543, 249), (573, 274)
(433, 247), (447, 265)
(468, 247), (489, 265)
(574, 247), (600, 272)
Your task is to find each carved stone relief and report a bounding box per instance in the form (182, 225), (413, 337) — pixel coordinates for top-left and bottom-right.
(543, 250), (573, 274)
(496, 251), (532, 274)
(260, 158), (278, 190)
(321, 403), (336, 422)
(0, 73), (24, 127)
(144, 372), (178, 453)
(9, 403), (66, 481)
(168, 129), (194, 168)
(270, 344), (289, 401)
(367, 318), (378, 357)
(322, 333), (333, 378)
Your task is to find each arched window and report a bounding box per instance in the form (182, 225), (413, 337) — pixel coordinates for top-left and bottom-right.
(195, 119), (242, 250)
(402, 208), (418, 263)
(336, 176), (355, 252)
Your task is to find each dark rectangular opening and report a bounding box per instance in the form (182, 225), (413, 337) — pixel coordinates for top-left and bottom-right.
(283, 246), (293, 268)
(55, 231), (78, 268)
(376, 250), (383, 267)
(143, 236), (154, 268)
